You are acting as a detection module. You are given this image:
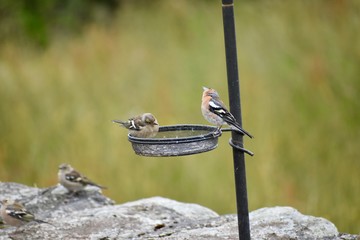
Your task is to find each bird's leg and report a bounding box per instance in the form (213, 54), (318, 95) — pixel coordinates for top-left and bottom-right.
(212, 126), (222, 137)
(66, 190), (80, 198)
(216, 126), (221, 132)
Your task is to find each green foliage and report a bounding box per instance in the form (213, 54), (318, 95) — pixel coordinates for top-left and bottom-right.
(0, 0), (359, 234)
(0, 0), (119, 47)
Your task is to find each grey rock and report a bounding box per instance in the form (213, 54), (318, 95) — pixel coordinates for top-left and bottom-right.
(250, 206), (339, 240)
(0, 182), (358, 240)
(0, 182), (114, 220)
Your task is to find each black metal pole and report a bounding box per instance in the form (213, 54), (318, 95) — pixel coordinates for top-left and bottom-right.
(221, 0), (250, 239)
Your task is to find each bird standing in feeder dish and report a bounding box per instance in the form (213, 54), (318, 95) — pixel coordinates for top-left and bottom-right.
(201, 87), (253, 138)
(113, 113), (159, 138)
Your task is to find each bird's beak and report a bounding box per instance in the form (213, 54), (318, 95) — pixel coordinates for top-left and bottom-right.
(202, 86), (209, 91)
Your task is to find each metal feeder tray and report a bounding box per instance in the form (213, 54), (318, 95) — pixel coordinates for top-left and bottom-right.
(128, 124), (222, 157)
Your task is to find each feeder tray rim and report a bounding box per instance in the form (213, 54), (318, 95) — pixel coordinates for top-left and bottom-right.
(128, 124), (221, 145)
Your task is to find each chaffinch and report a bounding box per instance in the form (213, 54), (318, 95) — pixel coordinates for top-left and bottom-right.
(113, 113), (159, 138)
(58, 163), (107, 193)
(201, 87), (253, 138)
(0, 199), (49, 227)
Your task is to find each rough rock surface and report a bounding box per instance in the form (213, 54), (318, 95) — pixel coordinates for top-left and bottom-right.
(0, 182), (358, 240)
(250, 206), (341, 240)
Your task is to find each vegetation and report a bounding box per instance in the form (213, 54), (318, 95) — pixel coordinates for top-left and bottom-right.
(0, 0), (359, 234)
(0, 0), (119, 47)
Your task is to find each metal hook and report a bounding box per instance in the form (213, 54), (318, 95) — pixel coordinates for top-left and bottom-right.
(229, 138), (254, 156)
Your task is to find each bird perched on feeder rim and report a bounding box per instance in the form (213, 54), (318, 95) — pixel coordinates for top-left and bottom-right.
(112, 113), (159, 138)
(58, 163), (107, 193)
(201, 87), (253, 138)
(0, 199), (50, 227)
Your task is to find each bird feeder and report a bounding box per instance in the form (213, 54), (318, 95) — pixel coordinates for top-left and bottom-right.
(124, 1), (252, 239)
(128, 125), (221, 157)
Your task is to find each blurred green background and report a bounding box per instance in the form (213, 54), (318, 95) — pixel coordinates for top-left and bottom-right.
(0, 0), (359, 234)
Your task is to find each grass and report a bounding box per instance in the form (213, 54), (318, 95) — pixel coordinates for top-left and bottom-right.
(0, 0), (359, 234)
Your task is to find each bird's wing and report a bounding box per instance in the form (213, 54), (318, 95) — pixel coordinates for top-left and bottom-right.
(6, 206), (34, 222)
(65, 170), (106, 188)
(130, 117), (146, 131)
(208, 98), (236, 123)
(65, 170), (85, 184)
(209, 98), (253, 138)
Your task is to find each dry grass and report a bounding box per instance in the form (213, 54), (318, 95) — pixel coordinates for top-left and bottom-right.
(0, 1), (359, 234)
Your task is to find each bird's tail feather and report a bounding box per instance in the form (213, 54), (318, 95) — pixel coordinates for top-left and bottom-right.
(88, 181), (107, 189)
(35, 219), (54, 226)
(112, 119), (125, 124)
(112, 119), (129, 128)
(228, 121), (253, 138)
(95, 184), (107, 189)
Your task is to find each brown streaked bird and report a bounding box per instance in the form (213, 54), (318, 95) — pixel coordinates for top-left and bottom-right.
(58, 163), (106, 193)
(201, 87), (253, 138)
(113, 113), (159, 138)
(0, 199), (50, 227)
